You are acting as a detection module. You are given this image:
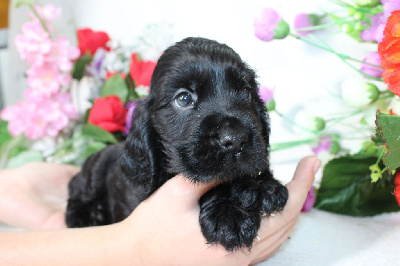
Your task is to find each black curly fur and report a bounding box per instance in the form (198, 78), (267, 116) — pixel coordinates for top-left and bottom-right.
(66, 37), (288, 251)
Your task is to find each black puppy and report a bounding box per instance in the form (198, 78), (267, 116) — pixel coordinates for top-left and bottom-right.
(66, 37), (288, 251)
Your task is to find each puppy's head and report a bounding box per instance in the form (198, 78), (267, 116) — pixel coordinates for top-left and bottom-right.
(147, 37), (270, 182)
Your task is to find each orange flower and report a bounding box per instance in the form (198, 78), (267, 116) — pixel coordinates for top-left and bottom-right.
(378, 10), (400, 96)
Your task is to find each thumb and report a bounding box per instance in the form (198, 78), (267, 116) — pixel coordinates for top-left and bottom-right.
(156, 174), (219, 210)
(285, 155), (321, 211)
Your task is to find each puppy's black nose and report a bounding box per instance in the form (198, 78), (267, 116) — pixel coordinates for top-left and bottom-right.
(218, 132), (248, 152)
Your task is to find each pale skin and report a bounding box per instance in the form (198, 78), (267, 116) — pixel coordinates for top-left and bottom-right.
(0, 156), (320, 265)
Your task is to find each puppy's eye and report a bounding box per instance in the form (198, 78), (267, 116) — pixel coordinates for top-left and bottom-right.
(174, 92), (194, 108)
(241, 86), (252, 101)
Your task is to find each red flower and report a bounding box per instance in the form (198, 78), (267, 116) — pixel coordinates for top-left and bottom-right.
(395, 172), (400, 207)
(378, 10), (400, 96)
(77, 28), (111, 56)
(88, 96), (127, 132)
(106, 71), (127, 80)
(130, 53), (157, 87)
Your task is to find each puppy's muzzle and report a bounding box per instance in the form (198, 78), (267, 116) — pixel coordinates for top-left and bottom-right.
(218, 128), (248, 153)
(211, 116), (249, 154)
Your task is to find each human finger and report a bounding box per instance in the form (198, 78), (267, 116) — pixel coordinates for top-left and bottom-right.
(150, 175), (220, 211)
(257, 156), (320, 239)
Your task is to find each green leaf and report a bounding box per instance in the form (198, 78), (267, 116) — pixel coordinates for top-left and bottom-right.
(83, 141), (107, 159)
(0, 120), (11, 150)
(72, 54), (93, 80)
(6, 150), (44, 168)
(82, 124), (118, 144)
(100, 74), (129, 103)
(315, 154), (399, 216)
(373, 111), (400, 172)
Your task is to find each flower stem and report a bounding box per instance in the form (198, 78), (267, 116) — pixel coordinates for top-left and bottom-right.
(273, 109), (318, 134)
(17, 1), (54, 39)
(325, 110), (362, 122)
(289, 33), (381, 69)
(0, 134), (26, 168)
(271, 138), (316, 152)
(290, 33), (383, 80)
(328, 0), (382, 15)
(295, 19), (359, 32)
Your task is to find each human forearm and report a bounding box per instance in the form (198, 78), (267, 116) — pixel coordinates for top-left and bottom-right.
(0, 224), (132, 265)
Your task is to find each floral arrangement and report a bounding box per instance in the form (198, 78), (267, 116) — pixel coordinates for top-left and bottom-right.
(1, 0), (399, 217)
(254, 0), (400, 215)
(0, 1), (171, 167)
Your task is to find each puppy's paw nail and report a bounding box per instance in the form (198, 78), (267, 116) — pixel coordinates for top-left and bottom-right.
(255, 235), (260, 242)
(270, 212), (276, 217)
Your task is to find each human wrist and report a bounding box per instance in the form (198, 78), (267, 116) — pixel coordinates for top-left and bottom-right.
(108, 219), (144, 265)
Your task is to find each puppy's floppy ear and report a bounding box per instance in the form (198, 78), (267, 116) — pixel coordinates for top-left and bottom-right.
(256, 97), (271, 148)
(119, 99), (167, 198)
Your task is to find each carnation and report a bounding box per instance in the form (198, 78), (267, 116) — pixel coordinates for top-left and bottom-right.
(341, 77), (380, 108)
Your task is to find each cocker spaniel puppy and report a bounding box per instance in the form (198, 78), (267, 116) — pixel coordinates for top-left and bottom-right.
(66, 37), (288, 251)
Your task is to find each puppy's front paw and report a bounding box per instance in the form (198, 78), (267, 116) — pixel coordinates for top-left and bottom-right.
(260, 178), (288, 216)
(199, 181), (261, 251)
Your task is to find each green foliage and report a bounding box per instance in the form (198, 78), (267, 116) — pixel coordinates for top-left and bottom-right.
(0, 120), (11, 150)
(72, 54), (93, 80)
(83, 141), (107, 159)
(82, 124), (118, 144)
(7, 150), (44, 168)
(373, 111), (400, 172)
(315, 155), (399, 216)
(100, 74), (129, 103)
(81, 124), (118, 159)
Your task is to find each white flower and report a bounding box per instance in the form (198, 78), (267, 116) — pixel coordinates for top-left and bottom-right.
(133, 22), (174, 61)
(294, 110), (326, 133)
(70, 77), (95, 117)
(341, 77), (380, 108)
(389, 96), (400, 115)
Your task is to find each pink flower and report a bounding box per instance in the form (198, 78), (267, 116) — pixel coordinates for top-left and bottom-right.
(47, 37), (80, 71)
(258, 85), (274, 103)
(312, 136), (333, 155)
(27, 65), (71, 96)
(382, 0), (400, 21)
(360, 51), (384, 78)
(301, 186), (316, 212)
(360, 1), (400, 43)
(254, 8), (290, 42)
(15, 20), (52, 64)
(259, 85), (275, 111)
(294, 13), (320, 36)
(33, 4), (61, 22)
(1, 91), (78, 139)
(360, 13), (385, 42)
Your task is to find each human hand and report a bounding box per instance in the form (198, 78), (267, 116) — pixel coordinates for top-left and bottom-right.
(115, 156), (320, 265)
(0, 162), (80, 230)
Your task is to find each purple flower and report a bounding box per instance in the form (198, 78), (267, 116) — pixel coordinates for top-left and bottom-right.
(382, 0), (400, 21)
(124, 101), (137, 134)
(258, 85), (275, 111)
(254, 8), (290, 42)
(258, 85), (274, 103)
(301, 186), (316, 212)
(360, 1), (400, 43)
(86, 48), (107, 78)
(294, 13), (320, 36)
(312, 136), (332, 155)
(360, 13), (385, 42)
(360, 51), (384, 78)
